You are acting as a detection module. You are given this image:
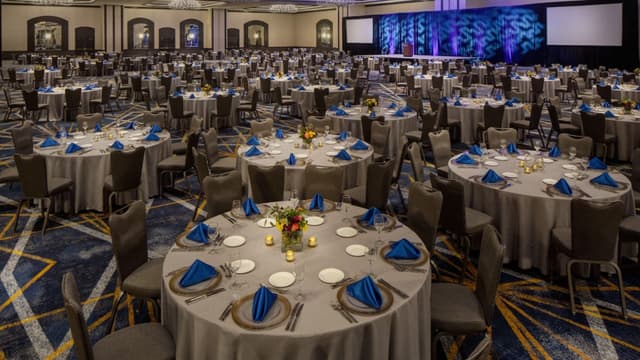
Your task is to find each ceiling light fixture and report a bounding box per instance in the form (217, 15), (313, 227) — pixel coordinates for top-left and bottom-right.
(168, 0), (202, 9)
(36, 0), (73, 5)
(269, 4), (298, 13)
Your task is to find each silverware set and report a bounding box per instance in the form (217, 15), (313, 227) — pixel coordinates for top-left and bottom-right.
(330, 277), (354, 289)
(220, 263), (234, 278)
(219, 301), (234, 321)
(185, 287), (226, 305)
(377, 278), (409, 299)
(286, 302), (304, 331)
(222, 213), (237, 224)
(331, 302), (358, 323)
(392, 264), (428, 274)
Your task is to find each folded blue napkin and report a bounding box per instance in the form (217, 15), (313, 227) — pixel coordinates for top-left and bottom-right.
(214, 87), (220, 92)
(121, 121), (135, 130)
(440, 97), (449, 103)
(481, 169), (504, 184)
(604, 110), (616, 118)
(171, 73), (177, 78)
(587, 157), (607, 170)
(636, 85), (640, 91)
(287, 153), (296, 165)
(246, 136), (260, 146)
(548, 146), (561, 158)
(188, 93), (196, 99)
(350, 139), (369, 150)
(150, 124), (162, 134)
(83, 85), (93, 91)
(572, 67), (577, 71)
(553, 178), (573, 196)
(419, 74), (425, 78)
(635, 103), (640, 110)
(344, 84), (352, 89)
(270, 76), (275, 80)
(345, 102), (352, 108)
(55, 130), (66, 139)
(40, 137), (59, 148)
(252, 286), (277, 322)
(334, 149), (352, 161)
(456, 153), (478, 165)
(510, 98), (520, 103)
(369, 111), (377, 119)
(469, 144), (483, 156)
(94, 124), (102, 133)
(244, 146), (262, 157)
(388, 103), (397, 109)
(385, 239), (420, 260)
(309, 193), (324, 211)
(143, 76), (149, 80)
(401, 106), (412, 113)
(549, 75), (557, 80)
(591, 172), (619, 188)
(447, 73), (455, 78)
(338, 85), (346, 90)
(228, 89), (236, 95)
(505, 99), (514, 107)
(360, 207), (382, 226)
(579, 103), (592, 112)
(242, 198), (261, 216)
(296, 85), (305, 90)
(111, 140), (124, 151)
(507, 143), (520, 154)
(275, 128), (285, 139)
(186, 222), (211, 244)
(179, 259), (217, 288)
(334, 108), (347, 116)
(195, 87), (201, 92)
(65, 143), (82, 154)
(328, 105), (339, 112)
(144, 133), (160, 141)
(613, 84), (620, 90)
(37, 87), (46, 92)
(172, 91), (182, 97)
(211, 93), (218, 98)
(495, 94), (502, 101)
(602, 102), (611, 108)
(472, 93), (477, 98)
(393, 109), (404, 117)
(454, 99), (463, 106)
(515, 75), (522, 79)
(337, 131), (348, 141)
(347, 276), (383, 309)
(286, 77), (292, 80)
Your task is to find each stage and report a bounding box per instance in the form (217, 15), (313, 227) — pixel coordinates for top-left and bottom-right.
(363, 54), (477, 62)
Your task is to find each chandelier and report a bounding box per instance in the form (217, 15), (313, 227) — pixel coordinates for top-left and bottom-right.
(269, 4), (298, 13)
(168, 0), (202, 9)
(36, 0), (73, 5)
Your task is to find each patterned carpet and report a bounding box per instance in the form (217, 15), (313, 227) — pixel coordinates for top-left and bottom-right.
(0, 81), (639, 359)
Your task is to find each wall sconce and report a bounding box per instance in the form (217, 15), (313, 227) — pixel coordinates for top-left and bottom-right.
(188, 33), (195, 40)
(44, 32), (52, 40)
(254, 32), (259, 39)
(138, 33), (145, 39)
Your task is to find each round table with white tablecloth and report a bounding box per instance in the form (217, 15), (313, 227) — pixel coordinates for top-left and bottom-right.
(255, 76), (301, 95)
(591, 84), (640, 103)
(511, 76), (561, 100)
(33, 128), (172, 212)
(168, 91), (241, 128)
(389, 65), (420, 80)
(141, 75), (181, 100)
(37, 86), (102, 121)
(15, 69), (61, 87)
(318, 69), (349, 84)
(290, 85), (355, 117)
(415, 75), (459, 98)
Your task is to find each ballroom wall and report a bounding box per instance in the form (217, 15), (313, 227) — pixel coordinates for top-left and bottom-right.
(294, 10), (339, 48)
(227, 11), (296, 47)
(123, 7), (212, 49)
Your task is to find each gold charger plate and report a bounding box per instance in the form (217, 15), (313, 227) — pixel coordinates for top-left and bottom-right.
(230, 204), (270, 219)
(590, 181), (629, 192)
(300, 199), (337, 213)
(336, 282), (394, 315)
(545, 185), (585, 198)
(354, 214), (396, 231)
(168, 268), (222, 296)
(379, 243), (429, 267)
(231, 294), (291, 330)
(278, 159), (307, 167)
(470, 175), (508, 187)
(174, 225), (217, 249)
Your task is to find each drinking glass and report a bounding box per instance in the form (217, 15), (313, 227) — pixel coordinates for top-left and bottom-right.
(569, 146), (577, 160)
(294, 261), (306, 301)
(324, 125), (330, 139)
(499, 139), (507, 153)
(374, 214), (385, 247)
(289, 189), (298, 207)
(228, 250), (243, 291)
(82, 121), (88, 134)
(231, 200), (242, 227)
(341, 194), (351, 222)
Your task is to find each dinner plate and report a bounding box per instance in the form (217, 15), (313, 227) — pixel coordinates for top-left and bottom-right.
(542, 178), (557, 185)
(516, 155), (530, 161)
(337, 283), (393, 315)
(333, 145), (346, 150)
(270, 150), (282, 155)
(306, 216), (325, 226)
(255, 218), (275, 228)
(562, 164), (579, 171)
(542, 158), (555, 163)
(168, 268), (222, 296)
(283, 139), (295, 143)
(270, 143), (281, 148)
(494, 156), (509, 161)
(73, 135), (87, 140)
(336, 227), (358, 238)
(129, 137), (141, 141)
(231, 294), (291, 330)
(326, 151), (338, 156)
(223, 235), (246, 247)
(318, 268), (345, 284)
(484, 160), (499, 166)
(231, 259), (256, 274)
(564, 172), (579, 179)
(295, 153), (309, 159)
(268, 271), (295, 288)
(502, 172), (518, 178)
(325, 140), (337, 145)
(345, 244), (369, 257)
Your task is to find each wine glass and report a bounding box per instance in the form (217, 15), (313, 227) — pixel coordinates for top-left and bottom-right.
(324, 125), (330, 139)
(294, 261), (306, 301)
(289, 189), (298, 207)
(228, 250), (242, 291)
(499, 139), (507, 154)
(374, 214), (385, 247)
(82, 121), (88, 134)
(231, 200), (242, 227)
(569, 146), (577, 160)
(341, 194), (351, 222)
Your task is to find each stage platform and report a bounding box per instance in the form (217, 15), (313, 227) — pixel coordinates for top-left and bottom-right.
(362, 54), (476, 62)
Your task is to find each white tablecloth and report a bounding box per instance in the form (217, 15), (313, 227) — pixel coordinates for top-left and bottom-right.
(511, 77), (560, 99)
(446, 98), (526, 144)
(572, 107), (640, 162)
(37, 87), (102, 121)
(415, 76), (459, 98)
(168, 92), (241, 129)
(291, 86), (355, 117)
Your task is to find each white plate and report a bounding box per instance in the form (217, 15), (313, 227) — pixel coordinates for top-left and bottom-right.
(333, 145), (346, 150)
(268, 271), (295, 288)
(223, 235), (246, 247)
(79, 143), (93, 148)
(484, 161), (499, 166)
(73, 135), (87, 140)
(318, 268), (345, 284)
(564, 172), (579, 179)
(325, 140), (337, 145)
(345, 244), (369, 257)
(306, 216), (324, 226)
(231, 259), (256, 274)
(542, 158), (554, 163)
(336, 227), (358, 238)
(494, 156), (509, 161)
(516, 155), (530, 161)
(502, 172), (518, 178)
(562, 164), (578, 171)
(326, 151), (338, 156)
(269, 150), (282, 155)
(283, 139), (295, 143)
(542, 178), (557, 185)
(129, 137), (141, 141)
(270, 143), (281, 148)
(295, 153), (308, 159)
(255, 218), (275, 228)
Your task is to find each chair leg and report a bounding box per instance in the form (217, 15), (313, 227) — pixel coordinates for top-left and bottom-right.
(431, 331), (445, 360)
(611, 262), (628, 319)
(108, 192), (116, 215)
(107, 290), (125, 334)
(192, 192), (203, 221)
(42, 196), (53, 236)
(14, 199), (25, 232)
(567, 259), (576, 315)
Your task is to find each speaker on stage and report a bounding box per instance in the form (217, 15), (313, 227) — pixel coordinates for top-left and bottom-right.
(403, 42), (413, 57)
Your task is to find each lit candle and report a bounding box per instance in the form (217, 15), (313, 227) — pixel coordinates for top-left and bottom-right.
(524, 167), (531, 174)
(265, 235), (274, 246)
(532, 163), (538, 171)
(519, 160), (525, 168)
(286, 250), (295, 262)
(308, 236), (317, 247)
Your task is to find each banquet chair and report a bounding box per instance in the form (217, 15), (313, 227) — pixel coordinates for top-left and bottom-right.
(431, 225), (504, 359)
(312, 87), (329, 116)
(259, 77), (273, 103)
(201, 128), (236, 174)
(272, 87), (295, 119)
(618, 206), (640, 269)
(74, 113), (102, 133)
(142, 111), (166, 128)
(546, 104), (581, 147)
(370, 121), (391, 157)
(90, 85), (115, 115)
(407, 182), (443, 278)
(160, 75), (173, 100)
(557, 134), (593, 158)
(405, 96), (425, 122)
(7, 68), (25, 89)
(3, 88), (25, 122)
(63, 88), (82, 123)
(407, 142), (427, 183)
(192, 149), (210, 221)
(248, 164), (285, 204)
(430, 174), (493, 282)
(405, 75), (419, 97)
(359, 115), (384, 143)
(33, 69), (45, 89)
(510, 102), (544, 148)
(435, 102), (460, 140)
(595, 84), (614, 105)
(631, 148), (640, 209)
(14, 154), (74, 235)
(427, 88), (441, 107)
(62, 272), (175, 360)
(237, 89), (259, 123)
(21, 89), (50, 122)
(476, 103), (504, 144)
(406, 111), (437, 146)
(343, 157), (394, 210)
(303, 165), (345, 202)
(307, 116), (332, 131)
(548, 96), (573, 123)
(580, 111), (616, 161)
(210, 94), (233, 129)
(131, 76), (150, 102)
(202, 170), (244, 218)
(428, 130), (452, 177)
(431, 75), (444, 91)
(103, 147), (146, 215)
(549, 199), (626, 318)
(324, 93), (341, 109)
(530, 77), (545, 103)
(250, 117), (274, 137)
(157, 132), (198, 197)
(0, 122), (34, 194)
(107, 200), (165, 332)
(487, 128), (517, 149)
(169, 96), (194, 133)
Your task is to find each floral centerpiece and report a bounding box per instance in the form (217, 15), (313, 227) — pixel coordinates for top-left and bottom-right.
(622, 98), (635, 113)
(276, 71), (284, 78)
(299, 125), (317, 146)
(363, 97), (378, 112)
(202, 83), (212, 95)
(272, 206), (308, 252)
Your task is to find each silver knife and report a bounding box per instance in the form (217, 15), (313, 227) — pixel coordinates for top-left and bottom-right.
(290, 303), (304, 332)
(218, 301), (234, 321)
(378, 278), (409, 299)
(185, 287), (226, 305)
(285, 302), (301, 331)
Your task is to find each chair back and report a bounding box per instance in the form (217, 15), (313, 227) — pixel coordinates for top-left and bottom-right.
(303, 165), (345, 202)
(259, 77), (271, 94)
(76, 113), (102, 130)
(406, 96), (424, 119)
(109, 200), (148, 282)
(407, 182), (442, 251)
(192, 148), (210, 186)
(250, 118), (274, 137)
(365, 158), (395, 210)
(314, 88), (329, 114)
(110, 147), (145, 192)
(131, 76), (143, 92)
(307, 116), (332, 131)
(431, 75), (444, 89)
(370, 121), (390, 154)
(11, 122), (34, 155)
(353, 86), (364, 105)
(419, 111), (438, 142)
(65, 88), (82, 108)
(487, 128), (517, 149)
(430, 174), (467, 237)
(61, 273), (94, 360)
(528, 103), (543, 130)
(34, 68), (44, 82)
(407, 142), (426, 182)
(202, 128), (220, 165)
(216, 94), (233, 117)
(483, 103), (505, 130)
(15, 154), (49, 198)
(580, 111), (606, 144)
(436, 102), (449, 129)
(558, 134), (593, 158)
(21, 90), (39, 111)
(428, 130), (451, 169)
(184, 132), (199, 170)
(161, 75), (172, 97)
(499, 75), (512, 93)
(169, 96), (185, 118)
(571, 199), (624, 261)
(531, 77), (544, 93)
(360, 115), (383, 143)
(100, 85), (111, 104)
(427, 88), (441, 104)
(596, 85), (612, 103)
(475, 225), (505, 326)
(632, 148), (640, 192)
(142, 111), (164, 127)
(248, 165), (285, 203)
(324, 93), (341, 108)
(203, 171), (243, 218)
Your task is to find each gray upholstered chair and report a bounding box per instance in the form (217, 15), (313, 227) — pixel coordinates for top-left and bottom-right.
(557, 134), (593, 158)
(476, 103), (505, 144)
(209, 94), (233, 129)
(157, 132), (198, 197)
(307, 116), (333, 132)
(107, 200), (164, 332)
(172, 118), (202, 155)
(581, 110), (616, 161)
(549, 199), (626, 318)
(237, 89), (259, 122)
(192, 149), (210, 221)
(62, 272), (175, 360)
(248, 164), (285, 204)
(618, 210), (640, 268)
(142, 111), (165, 127)
(406, 111), (437, 145)
(632, 148), (640, 209)
(104, 147), (145, 215)
(76, 113), (102, 131)
(407, 182), (443, 278)
(428, 130), (452, 177)
(510, 102), (544, 148)
(250, 118), (274, 138)
(0, 121), (34, 190)
(324, 93), (341, 108)
(303, 165), (344, 202)
(202, 170), (243, 218)
(430, 174), (493, 282)
(431, 225), (504, 360)
(547, 104), (581, 146)
(407, 142), (427, 183)
(14, 154), (73, 235)
(343, 158), (394, 210)
(202, 128), (236, 174)
(487, 128), (517, 149)
(370, 121), (391, 157)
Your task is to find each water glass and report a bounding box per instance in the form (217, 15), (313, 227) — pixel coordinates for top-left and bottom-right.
(295, 261), (306, 301)
(569, 146), (577, 160)
(341, 194), (351, 222)
(374, 214), (385, 247)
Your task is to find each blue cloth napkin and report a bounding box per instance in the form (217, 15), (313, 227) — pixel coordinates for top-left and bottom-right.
(447, 73), (455, 78)
(604, 110), (616, 118)
(337, 131), (348, 141)
(360, 207), (382, 226)
(553, 178), (573, 196)
(171, 73), (177, 78)
(252, 286), (277, 322)
(548, 146), (561, 157)
(214, 87), (220, 92)
(393, 109), (404, 117)
(440, 97), (449, 103)
(510, 98), (520, 103)
(296, 85), (305, 90)
(123, 121), (136, 130)
(83, 85), (93, 91)
(244, 146), (262, 157)
(636, 85), (640, 91)
(613, 84), (620, 90)
(456, 153), (478, 165)
(472, 93), (477, 98)
(454, 99), (463, 106)
(94, 124), (102, 133)
(143, 76), (150, 80)
(469, 145), (483, 156)
(189, 94), (196, 99)
(242, 198), (261, 216)
(635, 103), (640, 110)
(515, 75), (522, 79)
(338, 85), (346, 90)
(579, 103), (592, 112)
(401, 106), (412, 113)
(186, 222), (211, 244)
(350, 139), (369, 150)
(387, 103), (397, 109)
(111, 140), (124, 150)
(145, 133), (160, 141)
(591, 172), (619, 188)
(276, 128), (285, 139)
(55, 130), (66, 139)
(385, 239), (420, 260)
(287, 153), (296, 165)
(481, 169), (504, 184)
(40, 137), (59, 148)
(150, 124), (162, 134)
(246, 136), (260, 146)
(334, 149), (352, 161)
(347, 276), (383, 310)
(179, 259), (217, 288)
(495, 94), (502, 101)
(345, 102), (352, 108)
(228, 89), (236, 95)
(172, 91), (182, 96)
(344, 84), (352, 89)
(505, 99), (515, 107)
(587, 157), (607, 170)
(309, 193), (324, 211)
(369, 111), (377, 119)
(602, 102), (611, 108)
(549, 75), (557, 80)
(65, 143), (82, 154)
(507, 143), (520, 154)
(335, 109), (348, 116)
(195, 87), (201, 92)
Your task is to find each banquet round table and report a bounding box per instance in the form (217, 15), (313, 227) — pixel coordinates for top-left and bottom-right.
(141, 75), (181, 100)
(161, 201), (431, 360)
(15, 69), (61, 87)
(448, 151), (634, 274)
(290, 85), (355, 116)
(33, 128), (172, 212)
(325, 105), (418, 156)
(591, 84), (640, 103)
(446, 97), (526, 145)
(168, 91), (241, 129)
(237, 136), (373, 199)
(255, 76), (301, 95)
(318, 69), (349, 84)
(415, 75), (459, 98)
(389, 65), (420, 80)
(37, 86), (102, 121)
(511, 76), (561, 100)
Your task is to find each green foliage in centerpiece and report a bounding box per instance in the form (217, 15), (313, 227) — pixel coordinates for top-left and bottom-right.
(272, 206), (308, 252)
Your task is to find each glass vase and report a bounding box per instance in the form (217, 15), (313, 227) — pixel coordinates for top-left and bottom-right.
(281, 230), (304, 252)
